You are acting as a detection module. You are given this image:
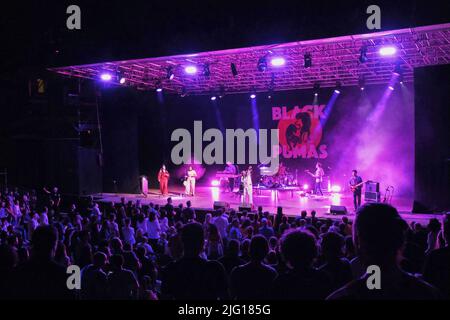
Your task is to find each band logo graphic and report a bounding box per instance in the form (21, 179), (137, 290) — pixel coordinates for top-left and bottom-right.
(273, 105), (328, 159)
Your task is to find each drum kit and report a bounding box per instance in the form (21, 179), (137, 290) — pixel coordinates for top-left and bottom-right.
(259, 165), (297, 188)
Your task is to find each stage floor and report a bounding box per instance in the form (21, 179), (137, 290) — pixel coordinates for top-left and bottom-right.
(93, 186), (441, 224)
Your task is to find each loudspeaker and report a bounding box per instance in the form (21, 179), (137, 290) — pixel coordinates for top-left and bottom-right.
(365, 191), (381, 202)
(330, 205), (347, 215)
(213, 201), (230, 210)
(239, 205), (252, 212)
(365, 181), (380, 193)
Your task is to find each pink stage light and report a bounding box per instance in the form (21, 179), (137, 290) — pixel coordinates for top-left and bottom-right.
(211, 179), (220, 187)
(331, 185), (342, 193)
(119, 77), (126, 84)
(270, 57), (286, 67)
(303, 184), (309, 190)
(100, 73), (112, 81)
(379, 46), (397, 56)
(184, 66), (198, 74)
(388, 85), (395, 91)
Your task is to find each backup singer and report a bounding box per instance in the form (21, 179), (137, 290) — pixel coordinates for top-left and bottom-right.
(157, 165), (170, 196)
(349, 169), (363, 211)
(186, 166), (197, 196)
(242, 166), (253, 207)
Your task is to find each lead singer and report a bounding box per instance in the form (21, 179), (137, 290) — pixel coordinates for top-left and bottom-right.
(157, 165), (170, 196)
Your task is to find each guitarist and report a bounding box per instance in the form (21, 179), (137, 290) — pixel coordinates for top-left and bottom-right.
(349, 169), (363, 211)
(306, 163), (324, 196)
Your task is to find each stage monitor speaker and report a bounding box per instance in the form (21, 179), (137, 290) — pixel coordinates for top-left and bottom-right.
(365, 181), (380, 193)
(239, 205), (252, 212)
(213, 201), (230, 210)
(330, 205), (347, 215)
(365, 191), (381, 202)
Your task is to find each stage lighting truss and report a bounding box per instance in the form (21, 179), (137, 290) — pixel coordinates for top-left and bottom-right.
(49, 23), (450, 96)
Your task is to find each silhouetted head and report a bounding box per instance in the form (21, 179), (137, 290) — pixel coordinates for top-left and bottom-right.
(93, 251), (107, 268)
(249, 235), (269, 262)
(280, 230), (317, 269)
(32, 225), (58, 259)
(227, 239), (240, 257)
(181, 223), (204, 257)
(354, 203), (407, 266)
(109, 254), (124, 270)
(321, 232), (344, 259)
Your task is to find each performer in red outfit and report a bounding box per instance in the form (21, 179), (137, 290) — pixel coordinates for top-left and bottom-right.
(158, 165), (170, 195)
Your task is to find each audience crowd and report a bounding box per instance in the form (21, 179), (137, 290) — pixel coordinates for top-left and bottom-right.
(0, 186), (448, 300)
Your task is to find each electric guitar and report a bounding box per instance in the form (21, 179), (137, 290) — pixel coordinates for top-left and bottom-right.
(350, 181), (366, 193)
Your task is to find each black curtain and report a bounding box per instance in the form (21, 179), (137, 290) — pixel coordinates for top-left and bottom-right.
(414, 65), (450, 212)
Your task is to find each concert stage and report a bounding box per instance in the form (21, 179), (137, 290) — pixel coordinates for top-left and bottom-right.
(93, 185), (440, 224)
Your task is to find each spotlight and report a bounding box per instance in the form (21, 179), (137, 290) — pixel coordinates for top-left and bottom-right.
(166, 66), (175, 80)
(211, 96), (217, 101)
(304, 53), (312, 68)
(331, 185), (342, 193)
(358, 75), (366, 91)
(388, 85), (395, 91)
(379, 46), (397, 56)
(257, 56), (267, 72)
(359, 46), (368, 63)
(303, 184), (309, 190)
(211, 179), (220, 187)
(185, 65), (198, 75)
(250, 93), (256, 99)
(100, 73), (112, 81)
(267, 88), (274, 99)
(203, 64), (211, 77)
(313, 82), (320, 94)
(119, 77), (126, 84)
(270, 57), (286, 67)
(231, 63), (238, 76)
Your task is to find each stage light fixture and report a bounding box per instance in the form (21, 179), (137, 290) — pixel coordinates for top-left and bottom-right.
(334, 81), (342, 94)
(180, 86), (187, 97)
(358, 75), (366, 90)
(166, 66), (175, 80)
(156, 81), (163, 92)
(270, 57), (286, 67)
(304, 53), (312, 68)
(313, 82), (320, 94)
(185, 65), (198, 75)
(211, 95), (217, 101)
(119, 77), (126, 84)
(393, 63), (404, 77)
(359, 46), (368, 63)
(219, 85), (225, 98)
(231, 63), (238, 76)
(379, 46), (397, 56)
(257, 56), (267, 72)
(203, 64), (211, 77)
(250, 93), (256, 99)
(388, 85), (395, 91)
(100, 73), (112, 81)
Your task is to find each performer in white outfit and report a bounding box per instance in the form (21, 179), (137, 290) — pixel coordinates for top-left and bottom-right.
(186, 166), (197, 196)
(242, 166), (253, 206)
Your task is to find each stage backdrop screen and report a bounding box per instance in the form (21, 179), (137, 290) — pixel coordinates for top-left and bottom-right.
(140, 84), (414, 197)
